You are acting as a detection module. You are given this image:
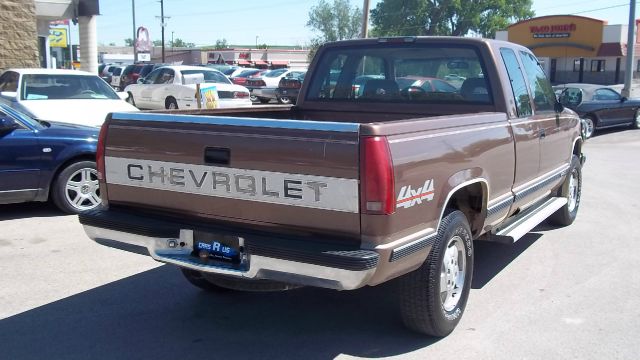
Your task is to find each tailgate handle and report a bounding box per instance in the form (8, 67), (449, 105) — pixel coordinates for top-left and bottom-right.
(204, 147), (230, 166)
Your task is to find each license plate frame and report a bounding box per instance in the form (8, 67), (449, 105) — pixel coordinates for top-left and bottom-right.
(192, 231), (246, 266)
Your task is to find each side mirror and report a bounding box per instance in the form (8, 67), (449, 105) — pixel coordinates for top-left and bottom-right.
(621, 96), (628, 102)
(554, 101), (564, 113)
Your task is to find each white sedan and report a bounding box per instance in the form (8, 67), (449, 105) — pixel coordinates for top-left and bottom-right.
(0, 68), (138, 127)
(124, 65), (252, 110)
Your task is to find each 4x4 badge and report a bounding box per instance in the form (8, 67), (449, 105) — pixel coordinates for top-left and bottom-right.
(396, 179), (435, 209)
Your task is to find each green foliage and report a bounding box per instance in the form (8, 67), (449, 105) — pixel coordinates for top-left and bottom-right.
(124, 38), (134, 47)
(152, 39), (163, 46)
(370, 0), (534, 38)
(306, 0), (362, 61)
(171, 38), (196, 48)
(214, 38), (229, 50)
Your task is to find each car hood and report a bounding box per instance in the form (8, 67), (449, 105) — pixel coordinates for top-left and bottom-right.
(39, 120), (100, 140)
(21, 99), (139, 127)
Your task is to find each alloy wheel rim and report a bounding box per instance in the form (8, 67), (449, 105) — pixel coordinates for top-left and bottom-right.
(567, 168), (580, 212)
(168, 102), (177, 109)
(584, 118), (594, 138)
(440, 235), (466, 312)
(635, 112), (640, 127)
(64, 168), (101, 211)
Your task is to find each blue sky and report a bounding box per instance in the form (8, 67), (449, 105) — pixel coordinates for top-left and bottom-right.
(85, 0), (631, 47)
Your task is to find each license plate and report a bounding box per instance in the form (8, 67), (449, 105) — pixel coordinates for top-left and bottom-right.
(193, 231), (242, 264)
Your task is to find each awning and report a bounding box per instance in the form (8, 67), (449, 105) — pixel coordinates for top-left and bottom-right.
(270, 61), (289, 66)
(253, 60), (268, 66)
(237, 59), (251, 65)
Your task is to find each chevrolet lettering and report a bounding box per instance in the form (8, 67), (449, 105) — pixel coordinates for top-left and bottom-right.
(80, 37), (587, 337)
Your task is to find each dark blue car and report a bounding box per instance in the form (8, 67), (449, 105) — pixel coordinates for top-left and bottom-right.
(0, 103), (101, 213)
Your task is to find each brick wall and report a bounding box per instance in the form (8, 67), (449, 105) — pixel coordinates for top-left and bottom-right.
(0, 0), (39, 72)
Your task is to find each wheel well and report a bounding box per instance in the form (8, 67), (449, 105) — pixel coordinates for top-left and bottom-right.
(46, 154), (96, 197)
(165, 96), (176, 106)
(584, 113), (597, 124)
(573, 138), (582, 157)
(444, 182), (486, 237)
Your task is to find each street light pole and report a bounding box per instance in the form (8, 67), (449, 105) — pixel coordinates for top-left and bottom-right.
(132, 0), (137, 63)
(256, 35), (259, 49)
(622, 0), (636, 98)
(160, 0), (165, 62)
(361, 0), (370, 38)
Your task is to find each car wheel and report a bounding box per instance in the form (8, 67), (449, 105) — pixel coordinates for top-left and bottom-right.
(51, 161), (102, 214)
(258, 97), (270, 104)
(399, 210), (474, 337)
(127, 92), (135, 106)
(277, 96), (291, 104)
(633, 110), (640, 129)
(550, 155), (582, 226)
(582, 116), (595, 139)
(250, 95), (258, 102)
(166, 97), (178, 110)
(181, 268), (300, 292)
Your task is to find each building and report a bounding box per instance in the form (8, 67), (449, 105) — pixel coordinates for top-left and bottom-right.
(496, 15), (640, 85)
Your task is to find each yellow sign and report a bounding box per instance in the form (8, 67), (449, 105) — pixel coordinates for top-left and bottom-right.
(49, 28), (68, 48)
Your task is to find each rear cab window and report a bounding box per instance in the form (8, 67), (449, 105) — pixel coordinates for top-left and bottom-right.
(305, 43), (492, 106)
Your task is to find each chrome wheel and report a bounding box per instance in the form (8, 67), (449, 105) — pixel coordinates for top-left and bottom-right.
(440, 235), (466, 312)
(567, 167), (580, 212)
(582, 117), (594, 138)
(635, 111), (640, 128)
(64, 168), (101, 211)
(168, 101), (177, 109)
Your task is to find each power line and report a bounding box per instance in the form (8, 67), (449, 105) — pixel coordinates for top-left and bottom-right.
(571, 3), (628, 15)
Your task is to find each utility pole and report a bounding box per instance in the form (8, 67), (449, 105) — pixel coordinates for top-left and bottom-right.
(622, 0), (636, 98)
(132, 0), (137, 63)
(361, 0), (370, 38)
(157, 0), (170, 62)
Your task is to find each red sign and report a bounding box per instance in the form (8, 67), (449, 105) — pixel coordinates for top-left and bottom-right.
(135, 26), (152, 52)
(530, 24), (576, 33)
(50, 19), (70, 26)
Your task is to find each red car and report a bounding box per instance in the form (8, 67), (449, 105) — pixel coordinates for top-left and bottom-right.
(230, 69), (268, 86)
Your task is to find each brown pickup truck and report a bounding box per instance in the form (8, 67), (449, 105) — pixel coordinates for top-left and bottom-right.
(80, 37), (584, 337)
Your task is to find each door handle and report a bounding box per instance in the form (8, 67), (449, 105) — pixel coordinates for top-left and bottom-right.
(539, 128), (546, 139)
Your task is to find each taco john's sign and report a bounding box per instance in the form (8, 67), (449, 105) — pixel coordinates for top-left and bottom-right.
(529, 23), (576, 38)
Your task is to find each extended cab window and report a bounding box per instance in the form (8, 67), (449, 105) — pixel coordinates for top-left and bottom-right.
(499, 48), (532, 117)
(519, 51), (556, 112)
(306, 44), (492, 105)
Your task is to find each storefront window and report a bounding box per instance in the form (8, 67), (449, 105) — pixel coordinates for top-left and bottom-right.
(590, 60), (605, 72)
(573, 59), (581, 72)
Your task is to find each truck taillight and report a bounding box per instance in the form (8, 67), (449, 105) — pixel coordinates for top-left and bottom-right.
(96, 121), (108, 180)
(234, 91), (249, 99)
(360, 136), (395, 215)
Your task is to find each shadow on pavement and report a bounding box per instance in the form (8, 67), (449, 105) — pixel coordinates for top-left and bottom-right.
(0, 266), (435, 360)
(0, 202), (68, 221)
(472, 232), (542, 289)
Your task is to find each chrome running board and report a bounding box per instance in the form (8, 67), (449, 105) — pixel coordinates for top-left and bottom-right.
(486, 197), (567, 244)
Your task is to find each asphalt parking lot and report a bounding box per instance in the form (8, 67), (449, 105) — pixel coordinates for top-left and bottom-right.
(0, 128), (639, 360)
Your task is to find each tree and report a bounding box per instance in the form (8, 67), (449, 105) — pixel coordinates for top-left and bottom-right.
(214, 38), (229, 50)
(152, 39), (163, 46)
(306, 0), (362, 60)
(171, 38), (196, 48)
(124, 38), (134, 47)
(370, 0), (534, 38)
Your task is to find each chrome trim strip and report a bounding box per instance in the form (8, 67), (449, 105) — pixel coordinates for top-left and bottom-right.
(513, 164), (569, 196)
(110, 112), (361, 133)
(83, 225), (375, 290)
(389, 232), (437, 262)
(0, 189), (39, 193)
(487, 196), (514, 217)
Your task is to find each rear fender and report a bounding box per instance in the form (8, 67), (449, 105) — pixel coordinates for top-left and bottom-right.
(436, 168), (489, 237)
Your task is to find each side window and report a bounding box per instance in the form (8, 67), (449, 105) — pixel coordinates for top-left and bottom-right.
(144, 68), (162, 84)
(0, 71), (19, 92)
(500, 48), (532, 117)
(594, 88), (621, 101)
(0, 111), (25, 129)
(519, 51), (556, 112)
(559, 87), (583, 107)
(155, 69), (175, 84)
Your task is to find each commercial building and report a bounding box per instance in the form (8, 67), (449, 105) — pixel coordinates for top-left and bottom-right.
(496, 15), (640, 85)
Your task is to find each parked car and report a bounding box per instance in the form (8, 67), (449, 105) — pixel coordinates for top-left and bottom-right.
(124, 65), (252, 110)
(230, 69), (268, 86)
(557, 83), (640, 138)
(119, 64), (144, 90)
(0, 69), (138, 127)
(100, 64), (119, 83)
(109, 65), (126, 90)
(246, 68), (307, 103)
(0, 103), (101, 213)
(274, 71), (306, 104)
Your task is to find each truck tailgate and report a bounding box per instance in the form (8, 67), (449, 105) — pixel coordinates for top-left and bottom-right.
(102, 112), (361, 238)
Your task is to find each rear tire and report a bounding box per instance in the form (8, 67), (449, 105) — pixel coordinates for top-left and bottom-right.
(127, 92), (135, 106)
(51, 161), (102, 214)
(277, 96), (291, 104)
(258, 97), (270, 104)
(399, 210), (474, 337)
(550, 155), (582, 226)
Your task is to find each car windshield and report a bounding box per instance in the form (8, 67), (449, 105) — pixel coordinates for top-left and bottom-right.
(306, 44), (492, 105)
(181, 70), (231, 84)
(264, 69), (288, 78)
(21, 74), (119, 100)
